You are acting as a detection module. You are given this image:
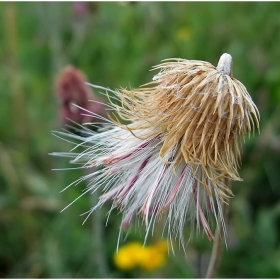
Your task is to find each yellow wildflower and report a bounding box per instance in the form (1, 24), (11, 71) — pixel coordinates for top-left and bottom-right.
(113, 242), (143, 270)
(154, 240), (168, 254)
(114, 241), (167, 271)
(138, 246), (166, 271)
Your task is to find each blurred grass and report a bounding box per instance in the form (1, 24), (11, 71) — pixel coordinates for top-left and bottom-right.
(1, 2), (280, 278)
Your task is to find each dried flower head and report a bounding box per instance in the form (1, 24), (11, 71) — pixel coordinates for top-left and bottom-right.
(54, 54), (259, 249)
(115, 53), (259, 201)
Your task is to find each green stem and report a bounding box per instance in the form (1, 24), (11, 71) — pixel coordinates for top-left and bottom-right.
(205, 178), (230, 278)
(90, 191), (109, 277)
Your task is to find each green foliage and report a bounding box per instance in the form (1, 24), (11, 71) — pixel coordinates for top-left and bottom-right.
(1, 2), (280, 278)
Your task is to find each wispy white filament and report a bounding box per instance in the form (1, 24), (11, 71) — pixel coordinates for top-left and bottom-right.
(52, 84), (226, 249)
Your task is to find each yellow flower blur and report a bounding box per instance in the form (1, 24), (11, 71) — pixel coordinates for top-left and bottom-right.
(177, 26), (192, 41)
(154, 240), (168, 254)
(138, 247), (165, 271)
(113, 241), (168, 272)
(113, 242), (143, 270)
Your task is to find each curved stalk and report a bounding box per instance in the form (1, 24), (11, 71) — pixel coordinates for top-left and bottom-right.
(205, 178), (230, 278)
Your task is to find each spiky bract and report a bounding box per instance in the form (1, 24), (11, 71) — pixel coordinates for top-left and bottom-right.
(54, 55), (260, 248)
(114, 58), (260, 201)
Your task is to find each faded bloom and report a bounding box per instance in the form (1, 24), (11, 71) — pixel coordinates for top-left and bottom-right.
(73, 2), (98, 18)
(56, 65), (105, 126)
(73, 2), (89, 18)
(54, 54), (259, 248)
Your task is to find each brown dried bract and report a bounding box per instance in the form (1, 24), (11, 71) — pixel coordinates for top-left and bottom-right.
(111, 58), (260, 201)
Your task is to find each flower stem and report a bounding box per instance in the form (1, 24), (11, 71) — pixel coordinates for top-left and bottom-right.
(205, 178), (230, 278)
(91, 191), (109, 277)
(85, 167), (109, 277)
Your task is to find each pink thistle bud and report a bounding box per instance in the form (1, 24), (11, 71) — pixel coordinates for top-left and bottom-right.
(73, 2), (89, 18)
(56, 66), (106, 126)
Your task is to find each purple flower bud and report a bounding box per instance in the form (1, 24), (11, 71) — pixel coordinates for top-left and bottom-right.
(56, 66), (106, 126)
(73, 2), (89, 18)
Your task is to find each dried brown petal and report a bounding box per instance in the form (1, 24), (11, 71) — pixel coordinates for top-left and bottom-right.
(112, 54), (260, 201)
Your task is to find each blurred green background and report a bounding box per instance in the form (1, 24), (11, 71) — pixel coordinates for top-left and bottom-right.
(1, 1), (280, 278)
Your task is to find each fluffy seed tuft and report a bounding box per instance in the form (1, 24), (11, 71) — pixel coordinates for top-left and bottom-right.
(53, 54), (260, 249)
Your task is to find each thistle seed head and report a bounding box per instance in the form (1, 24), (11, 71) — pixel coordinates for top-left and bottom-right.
(114, 54), (260, 201)
(54, 54), (260, 249)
